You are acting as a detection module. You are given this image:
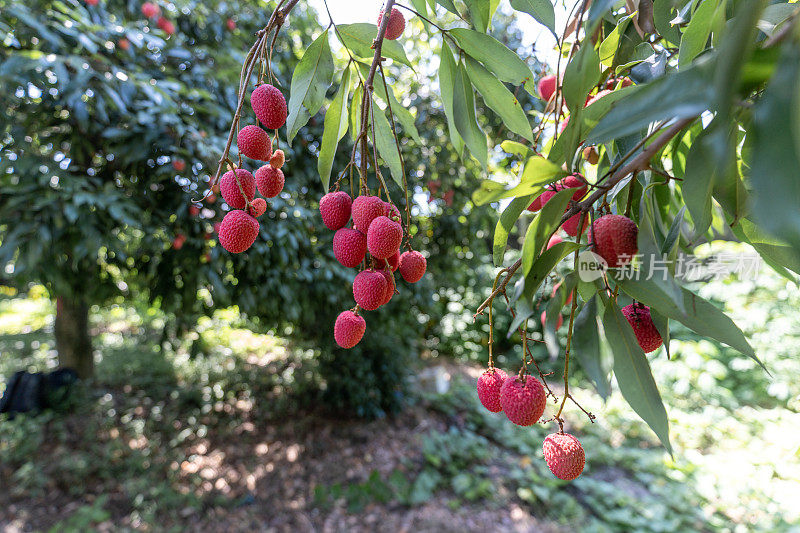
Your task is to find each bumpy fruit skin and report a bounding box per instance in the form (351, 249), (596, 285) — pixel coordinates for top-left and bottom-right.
(377, 8), (405, 40)
(621, 304), (663, 353)
(334, 311), (366, 349)
(189, 205), (200, 216)
(238, 125), (272, 161)
(218, 210), (259, 254)
(251, 84), (287, 130)
(367, 216), (403, 259)
(386, 250), (400, 272)
(270, 149), (285, 170)
(353, 270), (387, 311)
(247, 198), (267, 218)
(543, 433), (585, 481)
(157, 17), (175, 35)
(378, 268), (395, 306)
(320, 191), (352, 230)
(592, 214), (638, 268)
(477, 368), (508, 413)
(255, 165), (284, 198)
(385, 201), (401, 221)
(352, 195), (386, 233)
(562, 212), (589, 237)
(220, 169), (255, 209)
(499, 376), (546, 426)
(141, 2), (160, 17)
(399, 250), (426, 283)
(538, 74), (557, 102)
(333, 228), (367, 268)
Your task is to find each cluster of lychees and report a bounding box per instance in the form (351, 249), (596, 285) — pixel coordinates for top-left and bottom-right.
(140, 2), (175, 36)
(215, 84), (289, 254)
(318, 192), (427, 349)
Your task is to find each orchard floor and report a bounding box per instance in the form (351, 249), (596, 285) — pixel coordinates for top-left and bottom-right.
(1, 275), (800, 532)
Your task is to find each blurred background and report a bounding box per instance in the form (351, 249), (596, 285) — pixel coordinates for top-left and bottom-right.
(1, 0), (799, 531)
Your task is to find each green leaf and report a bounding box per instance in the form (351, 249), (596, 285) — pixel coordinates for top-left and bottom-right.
(732, 218), (800, 277)
(435, 0), (460, 15)
(599, 15), (633, 68)
(572, 297), (610, 399)
(586, 0), (617, 32)
(520, 241), (579, 303)
(318, 67), (351, 191)
(359, 62), (421, 143)
(286, 30), (335, 142)
(660, 205), (686, 256)
(464, 57), (533, 141)
(472, 156), (564, 205)
(650, 307), (671, 359)
(465, 0), (491, 31)
(500, 140), (532, 158)
(653, 0), (682, 46)
(349, 83), (363, 145)
(452, 62), (488, 168)
(449, 28), (536, 95)
(336, 24), (413, 68)
(371, 97), (404, 187)
(602, 300), (672, 453)
(521, 188), (575, 277)
(562, 44), (601, 112)
(493, 195), (532, 266)
(438, 41), (465, 157)
(678, 0), (719, 68)
(510, 0), (557, 37)
(681, 126), (718, 237)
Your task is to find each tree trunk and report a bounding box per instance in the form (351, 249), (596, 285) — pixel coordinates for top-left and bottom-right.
(55, 296), (93, 378)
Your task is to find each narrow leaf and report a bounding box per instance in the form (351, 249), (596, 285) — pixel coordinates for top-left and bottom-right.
(287, 30), (335, 142)
(572, 297), (610, 399)
(510, 0), (557, 37)
(318, 67), (351, 191)
(493, 195), (533, 266)
(452, 62), (488, 168)
(450, 28), (536, 95)
(465, 56), (533, 141)
(438, 41), (465, 156)
(371, 97), (404, 187)
(336, 24), (413, 68)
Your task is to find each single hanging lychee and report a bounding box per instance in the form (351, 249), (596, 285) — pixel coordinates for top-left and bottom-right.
(499, 375), (546, 426)
(543, 433), (585, 481)
(251, 84), (287, 129)
(320, 191), (352, 231)
(334, 311), (366, 349)
(477, 368), (508, 413)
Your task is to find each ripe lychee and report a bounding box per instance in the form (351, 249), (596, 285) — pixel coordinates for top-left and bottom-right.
(386, 250), (400, 272)
(157, 17), (175, 35)
(537, 74), (557, 102)
(118, 38), (130, 51)
(172, 159), (185, 172)
(333, 228), (367, 268)
(85, 0), (99, 5)
(172, 233), (186, 250)
(384, 201), (401, 221)
(499, 375), (546, 426)
(621, 304), (663, 353)
(477, 368), (508, 413)
(237, 125), (272, 161)
(220, 169), (255, 209)
(189, 205), (200, 216)
(398, 250), (426, 283)
(247, 198), (267, 218)
(320, 191), (352, 231)
(334, 310), (366, 349)
(218, 210), (259, 253)
(255, 164), (284, 198)
(367, 216), (403, 259)
(543, 433), (585, 481)
(226, 18), (236, 31)
(592, 214), (638, 268)
(352, 195), (386, 233)
(528, 174), (587, 212)
(377, 8), (405, 40)
(141, 2), (160, 18)
(378, 268), (395, 306)
(270, 149), (285, 170)
(562, 212), (588, 237)
(251, 84), (287, 130)
(353, 269), (387, 311)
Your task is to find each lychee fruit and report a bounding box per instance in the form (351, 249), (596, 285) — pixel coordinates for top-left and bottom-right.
(141, 2), (160, 18)
(378, 268), (395, 306)
(386, 250), (400, 272)
(247, 198), (267, 218)
(585, 89), (612, 108)
(562, 212), (588, 237)
(319, 191), (352, 230)
(606, 77), (633, 90)
(251, 84), (287, 130)
(334, 310), (366, 349)
(537, 74), (557, 102)
(118, 38), (130, 51)
(477, 368), (508, 413)
(218, 210), (259, 254)
(353, 269), (387, 311)
(528, 174), (586, 212)
(592, 214), (638, 268)
(172, 233), (186, 250)
(377, 8), (405, 40)
(384, 201), (401, 221)
(543, 433), (585, 481)
(367, 216), (403, 259)
(189, 205), (200, 216)
(238, 125), (272, 161)
(352, 195), (386, 233)
(333, 228), (367, 268)
(85, 0), (99, 6)
(226, 18), (236, 31)
(499, 375), (546, 426)
(172, 159), (185, 172)
(398, 250), (426, 283)
(220, 169), (255, 209)
(157, 17), (175, 36)
(547, 234), (562, 249)
(621, 304), (663, 353)
(270, 149), (285, 170)
(255, 164), (284, 198)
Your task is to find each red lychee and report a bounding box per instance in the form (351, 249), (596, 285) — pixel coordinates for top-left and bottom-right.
(386, 250), (400, 272)
(547, 234), (562, 249)
(157, 17), (175, 36)
(384, 201), (401, 221)
(606, 77), (633, 90)
(333, 228), (367, 268)
(499, 375), (546, 426)
(367, 216), (403, 259)
(218, 210), (259, 254)
(334, 310), (366, 349)
(118, 38), (130, 51)
(85, 0), (99, 6)
(352, 195), (386, 233)
(353, 269), (387, 311)
(254, 164), (284, 198)
(319, 191), (352, 231)
(377, 8), (405, 40)
(172, 159), (185, 172)
(477, 368), (508, 413)
(378, 268), (395, 306)
(562, 212), (588, 237)
(543, 433), (585, 481)
(251, 84), (287, 130)
(226, 18), (236, 31)
(141, 2), (160, 18)
(220, 169), (255, 209)
(189, 205), (200, 216)
(592, 214), (638, 268)
(537, 74), (557, 102)
(172, 233), (186, 250)
(237, 125), (272, 161)
(528, 174), (587, 213)
(398, 250), (426, 283)
(270, 149), (285, 170)
(247, 198), (267, 218)
(621, 304), (663, 353)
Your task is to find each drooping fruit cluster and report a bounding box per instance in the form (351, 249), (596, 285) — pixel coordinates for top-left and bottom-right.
(527, 174), (589, 237)
(591, 214), (638, 267)
(319, 191), (426, 348)
(377, 8), (405, 40)
(214, 85), (289, 254)
(621, 303), (663, 353)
